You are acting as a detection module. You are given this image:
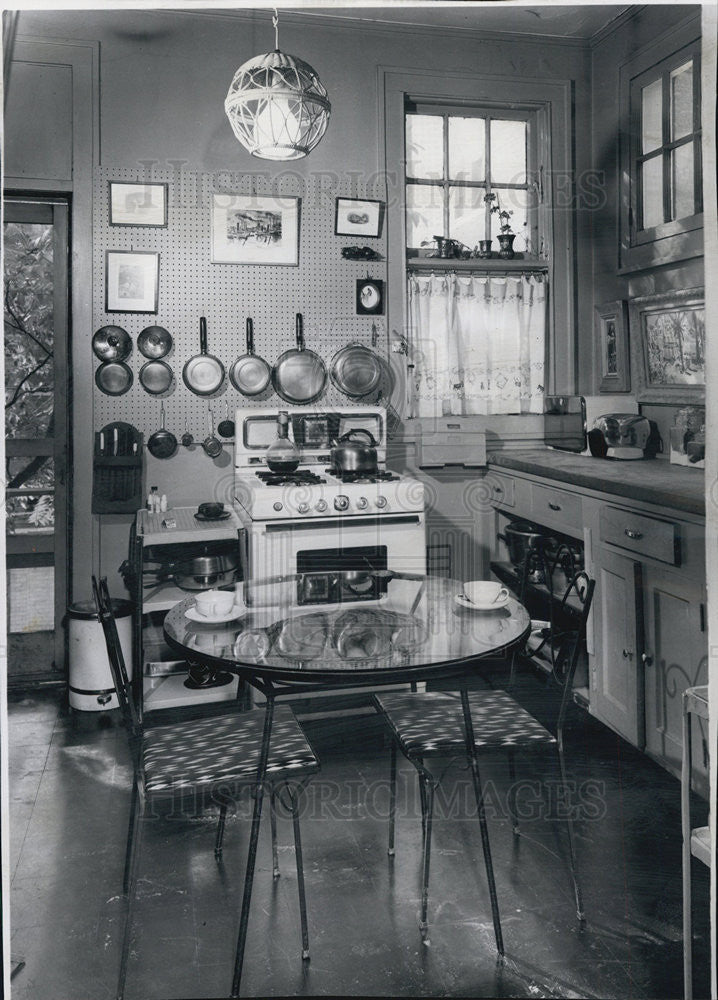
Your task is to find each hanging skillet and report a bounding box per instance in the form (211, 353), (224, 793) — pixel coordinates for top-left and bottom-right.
(229, 318), (271, 396)
(272, 313), (327, 405)
(138, 325), (173, 360)
(92, 325), (132, 362)
(95, 360), (133, 396)
(139, 359), (174, 395)
(182, 317), (225, 395)
(329, 343), (382, 399)
(147, 402), (178, 459)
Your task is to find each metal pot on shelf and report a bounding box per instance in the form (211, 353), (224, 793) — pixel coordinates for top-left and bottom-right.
(497, 521), (551, 583)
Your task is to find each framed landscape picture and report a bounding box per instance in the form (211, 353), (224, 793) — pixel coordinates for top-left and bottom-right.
(210, 193), (300, 265)
(629, 287), (705, 403)
(105, 250), (159, 313)
(109, 182), (168, 227)
(335, 197), (384, 238)
(595, 300), (630, 393)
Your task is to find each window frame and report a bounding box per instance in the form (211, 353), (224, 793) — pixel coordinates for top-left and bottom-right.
(404, 100), (539, 256)
(618, 16), (703, 272)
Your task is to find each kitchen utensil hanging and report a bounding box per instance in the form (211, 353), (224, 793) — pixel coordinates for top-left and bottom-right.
(181, 419), (194, 448)
(183, 316), (225, 395)
(139, 358), (174, 395)
(272, 313), (327, 405)
(202, 405), (222, 458)
(137, 325), (173, 359)
(95, 360), (133, 396)
(92, 325), (132, 362)
(147, 402), (178, 459)
(229, 317), (271, 396)
(217, 399), (235, 438)
(329, 342), (382, 399)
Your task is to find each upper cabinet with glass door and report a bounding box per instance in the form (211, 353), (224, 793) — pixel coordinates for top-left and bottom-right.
(620, 22), (702, 271)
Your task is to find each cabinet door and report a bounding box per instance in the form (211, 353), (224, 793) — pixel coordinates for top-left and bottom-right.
(592, 548), (644, 747)
(642, 566), (707, 784)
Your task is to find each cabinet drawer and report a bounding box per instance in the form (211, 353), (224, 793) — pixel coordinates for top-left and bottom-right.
(599, 506), (681, 565)
(531, 483), (582, 532)
(487, 472), (515, 508)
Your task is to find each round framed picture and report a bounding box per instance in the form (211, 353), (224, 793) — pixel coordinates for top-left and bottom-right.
(356, 278), (384, 315)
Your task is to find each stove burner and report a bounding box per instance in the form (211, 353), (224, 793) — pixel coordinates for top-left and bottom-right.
(326, 468), (400, 484)
(256, 469), (326, 487)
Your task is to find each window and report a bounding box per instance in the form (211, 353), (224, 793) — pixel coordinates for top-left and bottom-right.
(405, 102), (539, 257)
(619, 20), (703, 271)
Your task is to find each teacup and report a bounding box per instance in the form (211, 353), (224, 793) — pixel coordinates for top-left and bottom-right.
(194, 589), (235, 617)
(463, 581), (509, 607)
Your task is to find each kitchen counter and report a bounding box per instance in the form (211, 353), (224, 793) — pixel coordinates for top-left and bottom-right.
(488, 449), (705, 517)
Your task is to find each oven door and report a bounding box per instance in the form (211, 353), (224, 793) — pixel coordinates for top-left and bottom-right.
(245, 512), (426, 596)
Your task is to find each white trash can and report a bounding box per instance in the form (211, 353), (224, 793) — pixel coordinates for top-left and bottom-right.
(68, 599), (133, 711)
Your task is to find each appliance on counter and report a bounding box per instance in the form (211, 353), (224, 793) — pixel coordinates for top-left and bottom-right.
(588, 413), (659, 460)
(233, 405), (426, 606)
(543, 395), (586, 453)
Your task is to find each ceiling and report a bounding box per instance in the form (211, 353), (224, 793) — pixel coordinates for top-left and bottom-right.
(270, 3), (636, 40)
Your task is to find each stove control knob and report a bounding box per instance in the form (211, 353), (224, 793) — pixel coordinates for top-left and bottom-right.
(334, 495), (349, 512)
(273, 501), (283, 512)
(297, 502), (310, 514)
(315, 499), (328, 513)
(375, 496), (388, 509)
(356, 496), (369, 510)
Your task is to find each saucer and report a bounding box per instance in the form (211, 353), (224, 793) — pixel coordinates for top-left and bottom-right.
(194, 510), (231, 522)
(185, 604), (244, 624)
(455, 593), (510, 612)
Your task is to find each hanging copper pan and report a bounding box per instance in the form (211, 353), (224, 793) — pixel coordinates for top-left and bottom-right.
(139, 359), (174, 395)
(182, 317), (225, 395)
(272, 313), (327, 405)
(138, 325), (173, 359)
(229, 318), (271, 396)
(329, 343), (382, 398)
(92, 326), (131, 362)
(95, 360), (133, 396)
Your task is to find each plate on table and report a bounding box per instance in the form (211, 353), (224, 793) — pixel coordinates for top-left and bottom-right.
(194, 510), (231, 522)
(185, 604), (244, 624)
(454, 593), (510, 612)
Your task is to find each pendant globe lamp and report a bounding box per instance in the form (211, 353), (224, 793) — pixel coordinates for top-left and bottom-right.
(224, 9), (331, 161)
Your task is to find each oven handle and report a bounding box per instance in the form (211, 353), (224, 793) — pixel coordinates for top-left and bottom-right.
(265, 514), (422, 533)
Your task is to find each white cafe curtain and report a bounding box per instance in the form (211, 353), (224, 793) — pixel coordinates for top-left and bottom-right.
(408, 271), (547, 417)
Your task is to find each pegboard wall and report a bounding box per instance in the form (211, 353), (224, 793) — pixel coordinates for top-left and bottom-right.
(92, 165), (390, 442)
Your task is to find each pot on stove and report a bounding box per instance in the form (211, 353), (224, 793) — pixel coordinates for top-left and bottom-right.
(330, 429), (378, 474)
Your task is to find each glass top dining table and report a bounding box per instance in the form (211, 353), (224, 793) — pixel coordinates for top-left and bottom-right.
(162, 571), (530, 998)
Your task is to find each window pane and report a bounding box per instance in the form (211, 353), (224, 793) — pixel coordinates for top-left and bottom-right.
(449, 186), (487, 246)
(4, 222), (55, 439)
(641, 78), (663, 154)
(490, 120), (526, 184)
(448, 117), (485, 182)
(406, 115), (444, 179)
(406, 184), (445, 247)
(671, 61), (693, 140)
(489, 188), (531, 251)
(641, 155), (663, 229)
(672, 142), (695, 218)
(6, 456), (55, 533)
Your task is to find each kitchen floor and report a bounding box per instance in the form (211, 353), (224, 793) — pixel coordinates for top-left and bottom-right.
(7, 668), (710, 1000)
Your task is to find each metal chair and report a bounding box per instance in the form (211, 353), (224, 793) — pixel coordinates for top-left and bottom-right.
(375, 562), (595, 951)
(91, 576), (319, 999)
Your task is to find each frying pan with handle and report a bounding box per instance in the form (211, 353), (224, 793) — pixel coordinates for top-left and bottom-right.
(182, 317), (225, 395)
(229, 318), (271, 396)
(147, 402), (178, 459)
(329, 342), (382, 399)
(272, 313), (327, 405)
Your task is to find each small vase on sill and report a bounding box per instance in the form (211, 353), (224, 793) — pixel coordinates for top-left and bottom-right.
(497, 233), (516, 259)
(477, 240), (493, 259)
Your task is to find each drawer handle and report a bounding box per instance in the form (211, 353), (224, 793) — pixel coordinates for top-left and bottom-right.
(493, 486), (503, 494)
(624, 528), (643, 540)
(622, 649), (633, 660)
(548, 502), (561, 511)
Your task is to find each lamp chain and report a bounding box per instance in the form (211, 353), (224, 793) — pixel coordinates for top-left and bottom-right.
(272, 8), (279, 50)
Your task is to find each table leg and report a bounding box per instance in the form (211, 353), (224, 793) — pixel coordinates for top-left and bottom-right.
(460, 687), (504, 956)
(231, 693), (275, 998)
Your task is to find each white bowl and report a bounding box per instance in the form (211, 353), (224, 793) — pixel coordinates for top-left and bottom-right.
(463, 581), (509, 608)
(194, 589), (235, 617)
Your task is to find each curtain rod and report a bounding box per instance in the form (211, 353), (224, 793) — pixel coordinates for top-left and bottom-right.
(407, 267), (548, 277)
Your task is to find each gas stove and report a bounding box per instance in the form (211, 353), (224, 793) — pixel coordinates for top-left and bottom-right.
(233, 406), (425, 523)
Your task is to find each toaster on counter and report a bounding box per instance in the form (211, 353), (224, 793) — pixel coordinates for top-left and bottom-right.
(588, 413), (660, 460)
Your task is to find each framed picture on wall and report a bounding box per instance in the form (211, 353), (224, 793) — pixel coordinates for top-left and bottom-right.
(210, 193), (300, 265)
(595, 300), (630, 393)
(105, 250), (159, 313)
(335, 197), (384, 238)
(629, 287), (705, 403)
(108, 182), (168, 227)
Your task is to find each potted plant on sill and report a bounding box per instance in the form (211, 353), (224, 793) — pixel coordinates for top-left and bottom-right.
(484, 192), (515, 259)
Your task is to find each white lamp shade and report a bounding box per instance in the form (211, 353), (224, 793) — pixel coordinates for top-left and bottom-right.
(225, 50), (331, 160)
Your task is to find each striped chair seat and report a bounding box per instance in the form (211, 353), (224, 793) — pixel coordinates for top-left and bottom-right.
(375, 690), (555, 757)
(143, 706), (319, 794)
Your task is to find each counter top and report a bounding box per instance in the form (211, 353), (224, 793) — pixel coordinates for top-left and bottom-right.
(488, 449), (705, 517)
